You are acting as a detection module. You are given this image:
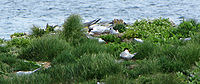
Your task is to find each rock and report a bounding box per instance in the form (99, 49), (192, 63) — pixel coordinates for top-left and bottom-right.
(123, 38), (133, 42)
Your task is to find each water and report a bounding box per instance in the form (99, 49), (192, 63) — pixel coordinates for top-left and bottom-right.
(1, 0), (200, 40)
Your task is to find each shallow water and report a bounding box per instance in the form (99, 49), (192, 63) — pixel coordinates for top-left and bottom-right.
(1, 0), (200, 39)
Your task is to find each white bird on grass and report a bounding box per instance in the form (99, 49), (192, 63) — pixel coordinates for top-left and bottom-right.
(16, 68), (41, 75)
(110, 28), (119, 34)
(134, 38), (143, 43)
(98, 38), (106, 43)
(120, 48), (137, 60)
(180, 37), (191, 41)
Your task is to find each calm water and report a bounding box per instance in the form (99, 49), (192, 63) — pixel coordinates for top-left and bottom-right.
(1, 0), (200, 39)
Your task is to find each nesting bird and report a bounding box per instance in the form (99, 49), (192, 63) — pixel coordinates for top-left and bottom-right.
(110, 28), (119, 34)
(16, 68), (41, 75)
(134, 38), (143, 43)
(120, 48), (137, 60)
(98, 38), (106, 43)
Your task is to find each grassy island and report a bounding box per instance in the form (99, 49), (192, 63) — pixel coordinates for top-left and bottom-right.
(0, 14), (200, 84)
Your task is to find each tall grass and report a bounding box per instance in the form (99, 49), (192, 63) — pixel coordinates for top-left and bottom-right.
(39, 53), (122, 83)
(76, 53), (122, 80)
(126, 59), (160, 78)
(72, 39), (113, 58)
(52, 50), (76, 65)
(0, 73), (51, 84)
(62, 14), (84, 44)
(19, 34), (71, 61)
(134, 73), (185, 84)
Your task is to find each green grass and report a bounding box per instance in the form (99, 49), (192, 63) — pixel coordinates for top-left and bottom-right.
(19, 34), (71, 61)
(62, 14), (84, 44)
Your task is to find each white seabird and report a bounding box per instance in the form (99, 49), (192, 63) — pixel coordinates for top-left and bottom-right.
(180, 37), (191, 41)
(90, 25), (110, 34)
(110, 28), (119, 34)
(120, 49), (137, 60)
(16, 68), (41, 75)
(98, 38), (106, 43)
(134, 38), (143, 43)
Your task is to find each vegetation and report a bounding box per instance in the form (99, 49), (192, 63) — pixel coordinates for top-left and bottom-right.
(113, 23), (126, 33)
(0, 15), (200, 84)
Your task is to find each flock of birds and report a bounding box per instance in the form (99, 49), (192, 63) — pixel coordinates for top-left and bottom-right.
(14, 18), (193, 76)
(85, 19), (138, 60)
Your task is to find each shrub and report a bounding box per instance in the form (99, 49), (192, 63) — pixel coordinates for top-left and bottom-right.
(122, 29), (137, 39)
(10, 33), (27, 38)
(113, 24), (126, 33)
(19, 35), (71, 61)
(62, 14), (84, 43)
(123, 18), (176, 43)
(45, 24), (57, 33)
(177, 61), (200, 84)
(172, 19), (200, 38)
(100, 34), (121, 43)
(30, 25), (45, 37)
(8, 38), (30, 48)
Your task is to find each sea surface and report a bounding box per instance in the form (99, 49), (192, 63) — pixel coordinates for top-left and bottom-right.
(1, 0), (200, 39)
